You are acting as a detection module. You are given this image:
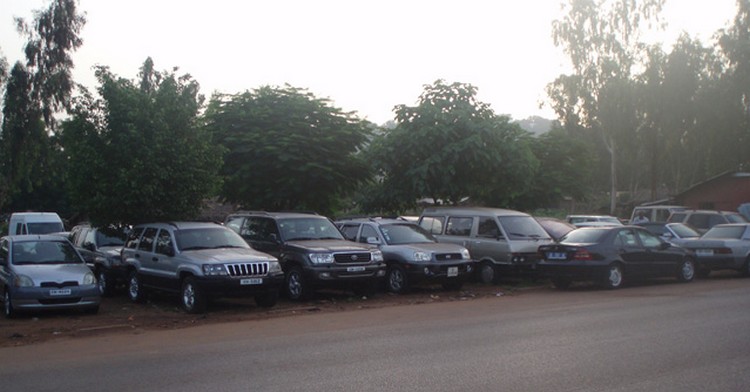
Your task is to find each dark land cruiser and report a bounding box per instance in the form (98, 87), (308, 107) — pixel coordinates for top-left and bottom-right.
(336, 218), (475, 293)
(121, 222), (284, 313)
(224, 212), (386, 300)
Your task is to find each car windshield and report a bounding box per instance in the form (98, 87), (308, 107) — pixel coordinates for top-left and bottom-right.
(668, 223), (700, 238)
(12, 240), (82, 265)
(727, 214), (747, 223)
(380, 223), (435, 245)
(96, 228), (127, 247)
(278, 218), (344, 241)
(702, 225), (746, 240)
(497, 216), (551, 240)
(175, 227), (249, 251)
(560, 228), (608, 244)
(26, 222), (65, 235)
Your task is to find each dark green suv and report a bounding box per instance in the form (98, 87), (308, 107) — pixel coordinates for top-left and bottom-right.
(224, 212), (386, 300)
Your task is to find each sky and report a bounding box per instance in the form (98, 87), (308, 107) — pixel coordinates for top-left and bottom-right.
(0, 0), (740, 125)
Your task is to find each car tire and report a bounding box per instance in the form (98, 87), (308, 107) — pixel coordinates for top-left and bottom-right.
(127, 270), (147, 304)
(551, 277), (571, 290)
(442, 280), (463, 291)
(181, 277), (207, 314)
(386, 265), (409, 294)
(479, 261), (498, 284)
(255, 291), (279, 308)
(286, 267), (312, 301)
(602, 263), (624, 289)
(96, 267), (116, 297)
(677, 258), (695, 282)
(3, 290), (15, 319)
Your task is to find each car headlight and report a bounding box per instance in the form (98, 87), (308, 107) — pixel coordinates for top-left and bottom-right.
(413, 251), (431, 262)
(268, 261), (282, 273)
(14, 274), (34, 287)
(461, 249), (471, 260)
(309, 253), (334, 264)
(372, 250), (384, 262)
(203, 264), (228, 276)
(83, 272), (96, 285)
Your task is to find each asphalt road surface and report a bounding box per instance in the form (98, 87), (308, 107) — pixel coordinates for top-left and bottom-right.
(2, 277), (749, 391)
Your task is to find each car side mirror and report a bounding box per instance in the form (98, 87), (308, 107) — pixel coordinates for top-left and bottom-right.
(366, 237), (381, 245)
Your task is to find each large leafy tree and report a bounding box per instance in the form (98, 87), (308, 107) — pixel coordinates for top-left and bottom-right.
(62, 58), (223, 226)
(363, 80), (537, 212)
(205, 85), (372, 214)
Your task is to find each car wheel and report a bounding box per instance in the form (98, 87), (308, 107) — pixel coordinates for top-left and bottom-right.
(181, 277), (207, 314)
(442, 280), (463, 291)
(96, 268), (115, 297)
(602, 264), (623, 289)
(551, 277), (571, 290)
(286, 267), (311, 301)
(255, 291), (279, 308)
(386, 265), (409, 294)
(3, 290), (15, 319)
(479, 261), (498, 284)
(677, 258), (695, 282)
(127, 270), (147, 304)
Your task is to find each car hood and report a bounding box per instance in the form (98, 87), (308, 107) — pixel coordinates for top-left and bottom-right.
(13, 263), (92, 285)
(285, 239), (374, 253)
(181, 248), (277, 263)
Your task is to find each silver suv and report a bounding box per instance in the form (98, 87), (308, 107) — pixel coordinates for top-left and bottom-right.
(667, 210), (746, 234)
(122, 222), (284, 313)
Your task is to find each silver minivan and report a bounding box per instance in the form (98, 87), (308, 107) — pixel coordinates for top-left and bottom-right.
(418, 207), (553, 283)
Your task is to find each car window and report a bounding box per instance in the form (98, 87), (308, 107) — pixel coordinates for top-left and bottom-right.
(154, 229), (174, 256)
(138, 228), (158, 252)
(703, 225), (746, 239)
(26, 222), (64, 235)
(445, 217), (473, 236)
(125, 227), (145, 249)
(419, 216), (444, 235)
(359, 225), (379, 243)
(84, 229), (96, 247)
(339, 224), (360, 241)
(12, 240), (81, 265)
(668, 212), (686, 223)
(497, 216), (550, 240)
(560, 229), (607, 243)
(655, 209), (672, 222)
(687, 214), (711, 229)
(278, 218), (344, 241)
(96, 228), (127, 247)
(243, 217), (280, 242)
(727, 214), (746, 223)
(225, 217), (244, 234)
(636, 229), (661, 248)
(477, 217), (502, 238)
(615, 229), (639, 247)
(668, 224), (700, 238)
(175, 227), (249, 251)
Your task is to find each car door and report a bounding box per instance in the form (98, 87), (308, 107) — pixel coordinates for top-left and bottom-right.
(469, 215), (509, 263)
(134, 227), (160, 287)
(152, 229), (180, 290)
(243, 217), (282, 258)
(0, 239), (10, 294)
(339, 223), (362, 242)
(635, 228), (680, 277)
(613, 228), (650, 276)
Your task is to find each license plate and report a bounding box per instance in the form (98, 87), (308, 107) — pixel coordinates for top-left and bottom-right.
(347, 266), (366, 272)
(49, 289), (71, 296)
(240, 278), (263, 285)
(447, 267), (458, 277)
(696, 249), (714, 256)
(547, 252), (567, 260)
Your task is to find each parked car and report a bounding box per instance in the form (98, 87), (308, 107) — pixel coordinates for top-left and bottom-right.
(69, 224), (129, 296)
(122, 222), (284, 313)
(8, 212), (64, 235)
(224, 212), (386, 300)
(667, 209), (746, 234)
(629, 205), (686, 224)
(636, 222), (701, 246)
(0, 235), (100, 318)
(535, 217), (576, 241)
(538, 226), (695, 289)
(566, 215), (623, 227)
(335, 218), (474, 293)
(418, 207), (553, 284)
(680, 223), (750, 277)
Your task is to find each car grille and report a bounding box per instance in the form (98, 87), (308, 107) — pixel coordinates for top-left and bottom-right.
(334, 252), (372, 264)
(41, 281), (79, 288)
(226, 262), (269, 277)
(436, 253), (463, 261)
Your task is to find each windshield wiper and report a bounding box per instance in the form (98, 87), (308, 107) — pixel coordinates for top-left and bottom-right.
(181, 246), (211, 251)
(212, 245), (243, 249)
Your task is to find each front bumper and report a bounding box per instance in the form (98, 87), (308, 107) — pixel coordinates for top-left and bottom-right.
(304, 262), (387, 285)
(193, 272), (285, 297)
(11, 285), (101, 312)
(694, 255), (744, 271)
(404, 260), (475, 283)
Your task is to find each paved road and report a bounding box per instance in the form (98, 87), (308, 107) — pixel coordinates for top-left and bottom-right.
(2, 277), (749, 391)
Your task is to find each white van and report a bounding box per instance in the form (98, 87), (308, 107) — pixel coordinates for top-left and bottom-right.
(8, 212), (65, 235)
(629, 205), (686, 224)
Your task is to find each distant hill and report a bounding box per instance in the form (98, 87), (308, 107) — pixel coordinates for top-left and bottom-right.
(515, 116), (553, 136)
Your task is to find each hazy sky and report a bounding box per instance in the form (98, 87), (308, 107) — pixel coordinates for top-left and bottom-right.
(0, 0), (739, 124)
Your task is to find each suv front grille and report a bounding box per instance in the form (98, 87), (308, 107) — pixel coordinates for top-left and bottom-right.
(334, 252), (372, 264)
(226, 262), (269, 277)
(435, 253), (463, 261)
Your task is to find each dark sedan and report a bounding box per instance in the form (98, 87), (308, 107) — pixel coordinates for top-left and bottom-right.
(538, 226), (696, 289)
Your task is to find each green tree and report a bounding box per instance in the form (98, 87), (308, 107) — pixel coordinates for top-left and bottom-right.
(62, 58), (222, 226)
(364, 80), (537, 212)
(548, 0), (665, 213)
(205, 85), (371, 214)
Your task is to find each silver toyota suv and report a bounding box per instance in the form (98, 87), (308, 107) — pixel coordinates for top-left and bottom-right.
(122, 222), (284, 313)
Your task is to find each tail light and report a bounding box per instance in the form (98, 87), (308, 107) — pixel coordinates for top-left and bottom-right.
(572, 248), (593, 261)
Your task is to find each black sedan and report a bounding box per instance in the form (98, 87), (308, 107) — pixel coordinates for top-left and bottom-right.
(537, 226), (696, 289)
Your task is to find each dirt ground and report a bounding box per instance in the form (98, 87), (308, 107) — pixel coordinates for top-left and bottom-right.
(0, 280), (539, 348)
